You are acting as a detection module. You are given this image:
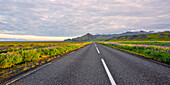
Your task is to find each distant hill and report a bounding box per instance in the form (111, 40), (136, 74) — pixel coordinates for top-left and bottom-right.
(94, 30), (153, 39)
(108, 31), (170, 41)
(64, 31), (170, 42)
(64, 33), (97, 41)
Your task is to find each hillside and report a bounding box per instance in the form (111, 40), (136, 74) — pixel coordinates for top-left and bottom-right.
(108, 31), (170, 41)
(95, 30), (153, 38)
(64, 33), (97, 41)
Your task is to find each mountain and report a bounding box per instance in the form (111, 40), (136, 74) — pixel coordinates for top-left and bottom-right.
(94, 30), (154, 39)
(64, 31), (170, 42)
(64, 33), (97, 41)
(108, 31), (170, 41)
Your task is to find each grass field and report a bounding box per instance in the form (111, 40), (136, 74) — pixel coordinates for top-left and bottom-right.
(114, 41), (170, 46)
(0, 42), (92, 69)
(99, 41), (170, 64)
(108, 32), (170, 41)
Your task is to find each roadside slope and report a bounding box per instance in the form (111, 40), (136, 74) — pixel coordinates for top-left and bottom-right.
(108, 31), (170, 41)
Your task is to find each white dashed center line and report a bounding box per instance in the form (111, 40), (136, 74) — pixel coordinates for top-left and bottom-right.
(94, 43), (100, 54)
(101, 59), (117, 85)
(94, 43), (116, 85)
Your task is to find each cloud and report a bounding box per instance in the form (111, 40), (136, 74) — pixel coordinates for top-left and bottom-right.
(0, 0), (169, 39)
(0, 30), (25, 34)
(0, 33), (74, 41)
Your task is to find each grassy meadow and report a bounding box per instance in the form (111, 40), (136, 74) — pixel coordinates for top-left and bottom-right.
(0, 42), (92, 69)
(108, 32), (170, 41)
(98, 41), (170, 64)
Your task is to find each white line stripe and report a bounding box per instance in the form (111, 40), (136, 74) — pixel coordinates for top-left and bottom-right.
(6, 62), (51, 85)
(101, 59), (116, 85)
(94, 44), (100, 54)
(95, 46), (100, 54)
(70, 51), (74, 54)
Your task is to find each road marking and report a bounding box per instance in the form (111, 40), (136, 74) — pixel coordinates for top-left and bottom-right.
(96, 46), (100, 54)
(94, 44), (100, 54)
(6, 62), (51, 85)
(101, 59), (116, 85)
(94, 43), (96, 47)
(70, 51), (74, 54)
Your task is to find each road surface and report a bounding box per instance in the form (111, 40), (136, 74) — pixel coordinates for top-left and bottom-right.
(3, 43), (170, 85)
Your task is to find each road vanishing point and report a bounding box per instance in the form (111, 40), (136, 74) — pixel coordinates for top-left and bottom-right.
(3, 43), (170, 85)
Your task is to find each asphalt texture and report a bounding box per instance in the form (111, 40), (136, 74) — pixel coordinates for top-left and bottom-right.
(3, 43), (170, 85)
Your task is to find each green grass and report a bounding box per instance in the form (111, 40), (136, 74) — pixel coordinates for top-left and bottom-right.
(99, 42), (170, 64)
(109, 32), (170, 41)
(0, 42), (91, 68)
(118, 41), (170, 46)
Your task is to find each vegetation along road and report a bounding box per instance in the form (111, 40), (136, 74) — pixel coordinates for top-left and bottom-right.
(3, 43), (170, 85)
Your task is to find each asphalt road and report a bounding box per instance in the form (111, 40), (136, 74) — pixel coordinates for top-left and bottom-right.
(3, 43), (170, 85)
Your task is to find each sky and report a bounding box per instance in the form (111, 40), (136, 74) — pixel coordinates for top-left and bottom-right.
(0, 0), (170, 41)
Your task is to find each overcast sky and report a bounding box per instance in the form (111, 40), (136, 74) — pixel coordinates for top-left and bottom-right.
(0, 0), (170, 41)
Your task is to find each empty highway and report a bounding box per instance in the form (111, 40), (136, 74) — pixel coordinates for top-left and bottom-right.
(3, 43), (170, 85)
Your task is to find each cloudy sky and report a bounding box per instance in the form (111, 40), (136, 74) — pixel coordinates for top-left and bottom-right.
(0, 0), (170, 41)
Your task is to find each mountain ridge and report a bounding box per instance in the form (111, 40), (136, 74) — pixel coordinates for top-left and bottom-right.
(94, 30), (154, 38)
(64, 33), (97, 41)
(108, 31), (170, 41)
(64, 31), (170, 41)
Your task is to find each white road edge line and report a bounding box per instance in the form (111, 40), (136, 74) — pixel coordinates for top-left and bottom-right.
(101, 59), (116, 85)
(70, 51), (74, 54)
(6, 62), (51, 85)
(94, 44), (100, 54)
